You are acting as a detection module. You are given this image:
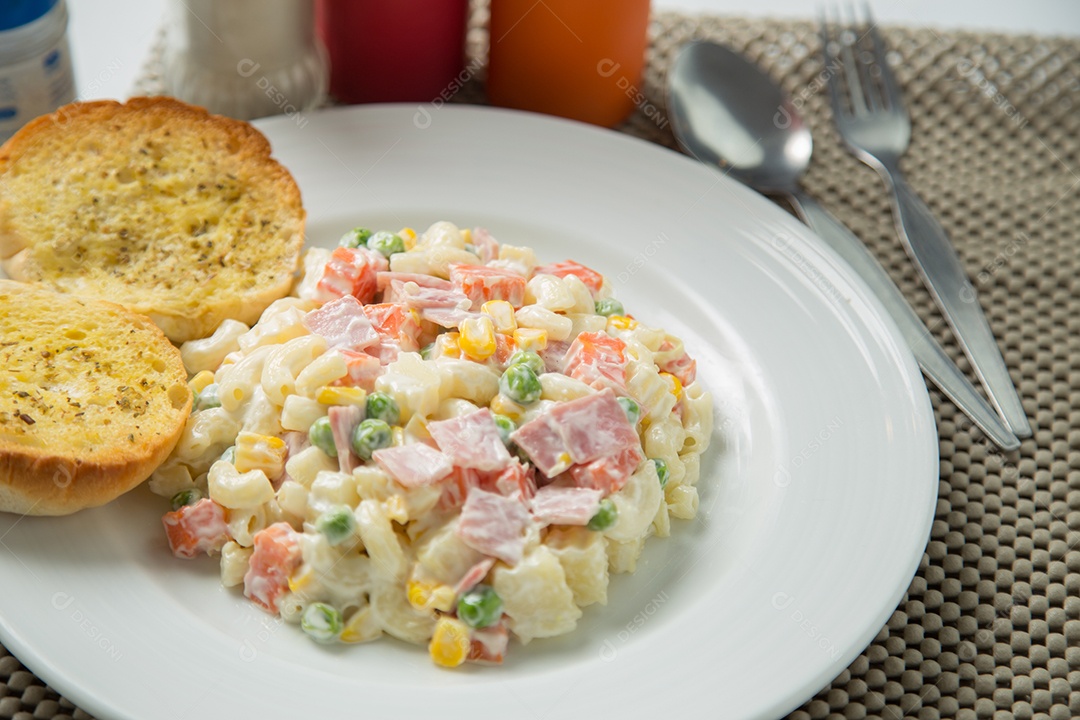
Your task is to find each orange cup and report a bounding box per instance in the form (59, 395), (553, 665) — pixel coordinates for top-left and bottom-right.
(487, 0), (651, 127)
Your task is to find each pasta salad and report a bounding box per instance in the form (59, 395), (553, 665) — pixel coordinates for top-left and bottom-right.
(151, 221), (712, 667)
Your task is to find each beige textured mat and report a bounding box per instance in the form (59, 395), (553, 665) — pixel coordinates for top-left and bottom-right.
(4, 10), (1079, 720)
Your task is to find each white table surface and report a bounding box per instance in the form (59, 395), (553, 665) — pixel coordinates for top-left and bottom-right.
(68, 0), (1080, 103)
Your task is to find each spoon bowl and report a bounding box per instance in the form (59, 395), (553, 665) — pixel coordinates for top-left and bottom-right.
(667, 41), (811, 194)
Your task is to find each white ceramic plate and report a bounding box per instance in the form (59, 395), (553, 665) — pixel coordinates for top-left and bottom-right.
(0, 106), (937, 720)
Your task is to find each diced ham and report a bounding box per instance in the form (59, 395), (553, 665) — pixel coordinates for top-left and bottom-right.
(329, 405), (362, 473)
(509, 419), (568, 477)
(563, 331), (627, 392)
(510, 389), (640, 477)
(467, 621), (509, 664)
(393, 279), (476, 329)
(530, 486), (603, 526)
(657, 338), (697, 386)
(162, 498), (230, 559)
(552, 388), (639, 462)
(377, 271), (454, 293)
(538, 339), (572, 373)
(456, 488), (531, 565)
(243, 523), (301, 613)
(314, 247), (387, 304)
(533, 260), (604, 294)
(568, 444), (644, 494)
(449, 263), (527, 309)
(427, 409), (512, 472)
(453, 557), (496, 597)
(362, 303), (422, 351)
(421, 306), (482, 330)
(335, 349), (382, 390)
(373, 443), (453, 487)
(303, 295), (380, 351)
(471, 227), (500, 264)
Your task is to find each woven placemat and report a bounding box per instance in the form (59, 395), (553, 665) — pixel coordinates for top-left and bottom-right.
(5, 9), (1079, 720)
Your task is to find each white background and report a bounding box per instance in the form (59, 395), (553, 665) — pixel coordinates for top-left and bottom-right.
(67, 0), (1080, 102)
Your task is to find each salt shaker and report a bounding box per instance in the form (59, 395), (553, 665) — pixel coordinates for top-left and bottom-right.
(0, 0), (76, 143)
(163, 0), (327, 121)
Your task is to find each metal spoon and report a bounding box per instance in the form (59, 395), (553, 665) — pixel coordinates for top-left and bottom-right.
(667, 40), (1020, 452)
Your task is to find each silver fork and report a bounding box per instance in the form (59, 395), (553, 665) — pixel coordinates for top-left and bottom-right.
(821, 6), (1031, 439)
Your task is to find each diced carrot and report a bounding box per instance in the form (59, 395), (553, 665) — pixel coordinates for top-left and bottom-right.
(467, 622), (509, 664)
(533, 260), (604, 294)
(162, 498), (230, 559)
(449, 264), (527, 309)
(243, 523), (302, 613)
(363, 302), (422, 350)
(493, 332), (518, 366)
(493, 459), (537, 502)
(563, 331), (627, 391)
(316, 247), (383, 304)
(657, 338), (697, 386)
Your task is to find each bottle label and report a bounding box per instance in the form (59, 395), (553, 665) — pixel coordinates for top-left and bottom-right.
(0, 35), (76, 143)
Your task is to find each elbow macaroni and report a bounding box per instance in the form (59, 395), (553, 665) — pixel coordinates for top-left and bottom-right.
(154, 220), (716, 667)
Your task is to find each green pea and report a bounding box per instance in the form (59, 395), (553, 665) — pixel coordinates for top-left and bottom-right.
(365, 391), (400, 425)
(309, 416), (337, 458)
(464, 243), (478, 255)
(194, 383), (220, 412)
(499, 363), (542, 405)
(220, 446), (237, 465)
(351, 418), (392, 460)
(617, 396), (641, 426)
(652, 458), (670, 488)
(492, 414), (516, 445)
(367, 231), (405, 257)
(587, 498), (618, 532)
(339, 227), (373, 248)
(170, 488), (203, 511)
(457, 585), (503, 629)
(301, 602), (343, 643)
(315, 505), (356, 546)
(508, 350), (544, 375)
(594, 298), (625, 317)
(420, 342), (435, 360)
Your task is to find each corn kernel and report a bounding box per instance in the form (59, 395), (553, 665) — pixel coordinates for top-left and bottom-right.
(660, 371), (683, 399)
(460, 228), (472, 246)
(288, 567), (315, 593)
(490, 394), (526, 422)
(188, 370), (216, 395)
(459, 315), (497, 361)
(481, 300), (517, 334)
(432, 332), (461, 359)
(315, 385), (367, 407)
(399, 227), (418, 250)
(407, 579), (434, 610)
(607, 315), (639, 332)
(429, 617), (471, 668)
(513, 327), (548, 352)
(429, 585), (456, 613)
(340, 606), (381, 643)
(391, 425), (406, 447)
(234, 432), (288, 477)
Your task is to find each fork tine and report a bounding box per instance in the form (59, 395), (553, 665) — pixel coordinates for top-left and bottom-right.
(849, 4), (883, 112)
(835, 10), (867, 115)
(863, 3), (903, 112)
(819, 9), (846, 115)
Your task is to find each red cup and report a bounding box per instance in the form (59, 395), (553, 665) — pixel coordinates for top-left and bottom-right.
(315, 0), (469, 103)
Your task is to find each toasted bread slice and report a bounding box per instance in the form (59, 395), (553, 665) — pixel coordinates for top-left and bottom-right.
(0, 97), (305, 343)
(0, 281), (191, 515)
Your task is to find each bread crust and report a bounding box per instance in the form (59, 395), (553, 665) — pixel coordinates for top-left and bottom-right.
(0, 281), (192, 516)
(0, 97), (305, 343)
